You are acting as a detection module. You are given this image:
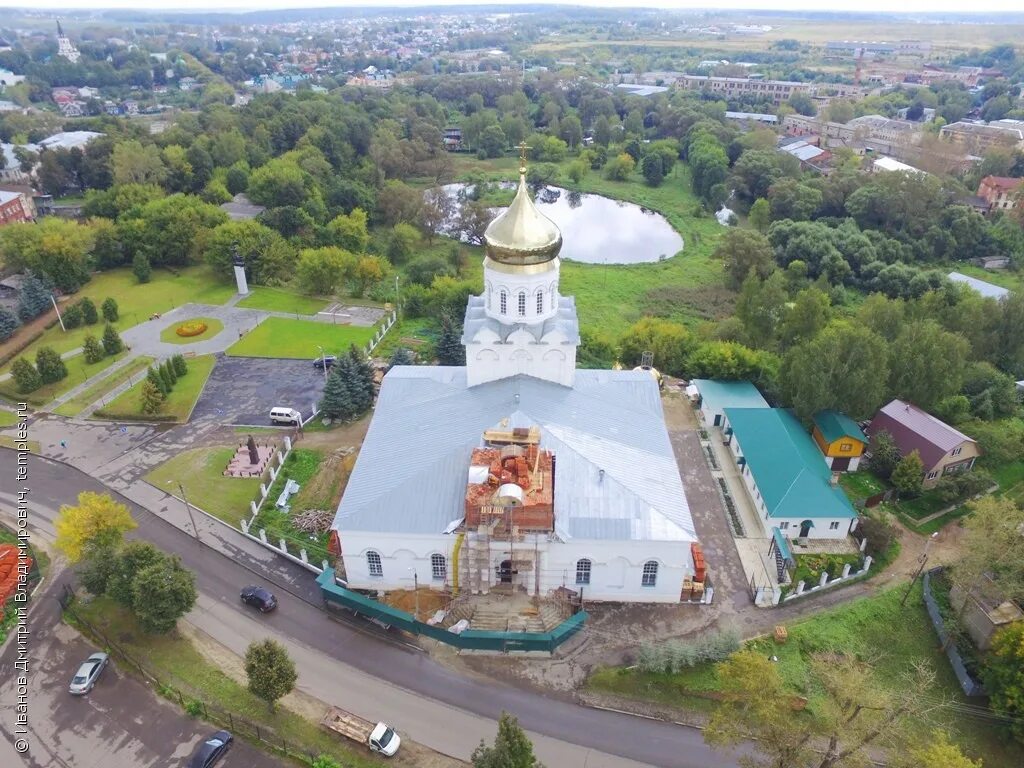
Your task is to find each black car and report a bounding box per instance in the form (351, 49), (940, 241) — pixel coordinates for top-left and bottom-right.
(240, 585), (277, 612)
(188, 730), (233, 768)
(313, 355), (337, 370)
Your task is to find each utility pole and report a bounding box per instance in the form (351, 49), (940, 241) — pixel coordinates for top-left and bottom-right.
(316, 344), (328, 383)
(901, 532), (938, 606)
(175, 481), (200, 542)
(409, 568), (419, 620)
(51, 294), (66, 332)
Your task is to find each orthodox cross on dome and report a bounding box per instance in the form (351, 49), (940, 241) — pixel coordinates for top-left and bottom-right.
(517, 140), (532, 174)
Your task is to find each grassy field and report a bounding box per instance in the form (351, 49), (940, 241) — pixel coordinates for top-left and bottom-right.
(587, 584), (1014, 766)
(252, 448), (332, 554)
(144, 446), (263, 526)
(0, 267), (235, 375)
(373, 317), (436, 359)
(449, 157), (726, 338)
(235, 287), (330, 315)
(69, 596), (379, 768)
(0, 410), (17, 427)
(227, 317), (375, 359)
(0, 435), (39, 452)
(0, 350), (126, 407)
(54, 356), (155, 417)
(158, 317), (225, 345)
(99, 355), (215, 422)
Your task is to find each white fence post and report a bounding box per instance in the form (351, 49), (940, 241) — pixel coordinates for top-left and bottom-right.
(859, 537), (868, 552)
(284, 435), (292, 452)
(277, 451), (284, 467)
(259, 529), (268, 543)
(250, 500), (258, 518)
(279, 538), (288, 554)
(841, 563), (852, 578)
(796, 580), (805, 595)
(863, 555), (873, 571)
(241, 519), (249, 534)
(269, 465), (278, 482)
(322, 560), (330, 572)
(300, 548), (308, 564)
(260, 482), (268, 498)
(818, 571), (829, 588)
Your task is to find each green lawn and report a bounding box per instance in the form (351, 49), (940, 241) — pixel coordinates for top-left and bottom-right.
(0, 266), (235, 375)
(235, 287), (330, 315)
(0, 410), (17, 427)
(54, 356), (155, 417)
(372, 317), (435, 359)
(0, 350), (127, 407)
(252, 448), (331, 554)
(97, 355), (215, 422)
(587, 584), (1014, 766)
(69, 597), (379, 768)
(158, 317), (225, 345)
(838, 470), (888, 504)
(227, 317), (375, 359)
(144, 446), (263, 526)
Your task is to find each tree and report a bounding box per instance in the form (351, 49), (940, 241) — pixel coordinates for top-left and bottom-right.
(685, 341), (778, 389)
(172, 354), (188, 377)
(79, 543), (118, 597)
(0, 306), (19, 342)
(140, 378), (165, 414)
(418, 190), (454, 244)
(471, 712), (541, 768)
(0, 217), (95, 292)
(869, 430), (902, 479)
(147, 366), (168, 396)
(385, 222), (420, 265)
(888, 321), (968, 409)
(894, 732), (982, 768)
(985, 622), (1024, 743)
(327, 208), (370, 252)
(780, 321), (889, 420)
(102, 323), (124, 356)
(437, 313), (466, 366)
(101, 297), (119, 322)
(736, 272), (788, 349)
(952, 496), (1024, 616)
(407, 255), (453, 287)
(351, 255), (388, 298)
(788, 92), (817, 116)
(891, 449), (925, 496)
(112, 140), (167, 186)
(78, 297), (98, 325)
(479, 124), (507, 159)
(296, 247), (354, 295)
(54, 491), (136, 563)
(748, 198), (771, 233)
(162, 359), (177, 386)
(106, 541), (163, 607)
(205, 219), (292, 285)
(319, 363), (356, 421)
(603, 152), (635, 181)
(131, 554), (197, 634)
(157, 363), (173, 393)
(128, 194), (227, 267)
(35, 346), (67, 384)
(714, 229), (775, 290)
(82, 335), (104, 365)
(780, 287), (830, 349)
(375, 180), (423, 227)
(17, 273), (52, 321)
(245, 639), (297, 709)
(62, 303), (83, 330)
(133, 252), (152, 284)
(641, 153), (664, 186)
(10, 358), (41, 394)
(388, 347), (415, 371)
(620, 317), (694, 377)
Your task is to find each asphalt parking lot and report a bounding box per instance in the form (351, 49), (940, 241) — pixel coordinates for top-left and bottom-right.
(191, 355), (327, 426)
(0, 597), (283, 768)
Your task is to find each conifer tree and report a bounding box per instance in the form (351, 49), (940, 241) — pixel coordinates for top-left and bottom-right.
(102, 323), (124, 355)
(347, 344), (375, 412)
(82, 335), (105, 364)
(18, 273), (52, 321)
(319, 363), (354, 420)
(157, 363), (173, 392)
(140, 379), (165, 414)
(11, 358), (41, 393)
(101, 297), (119, 322)
(36, 346), (67, 384)
(0, 306), (19, 342)
(79, 297), (99, 325)
(147, 367), (168, 396)
(436, 313), (466, 366)
(162, 359), (177, 386)
(171, 354), (187, 377)
(387, 347), (415, 372)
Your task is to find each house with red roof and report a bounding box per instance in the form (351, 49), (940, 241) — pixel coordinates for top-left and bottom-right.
(867, 400), (980, 488)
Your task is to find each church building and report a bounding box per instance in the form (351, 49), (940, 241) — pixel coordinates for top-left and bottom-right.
(330, 151), (704, 604)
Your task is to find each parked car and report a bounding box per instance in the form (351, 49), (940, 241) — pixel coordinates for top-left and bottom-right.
(240, 585), (277, 612)
(68, 652), (109, 695)
(187, 730), (233, 768)
(269, 407), (301, 425)
(313, 354), (337, 370)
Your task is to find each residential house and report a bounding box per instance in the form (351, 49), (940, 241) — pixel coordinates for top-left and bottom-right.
(873, 156), (926, 175)
(811, 410), (867, 472)
(948, 272), (1010, 301)
(0, 185), (38, 220)
(0, 189), (31, 226)
(690, 379), (769, 427)
(940, 121), (1024, 154)
(867, 399), (980, 488)
(950, 577), (1023, 650)
(977, 175), (1023, 214)
(723, 408), (859, 539)
(442, 126), (463, 151)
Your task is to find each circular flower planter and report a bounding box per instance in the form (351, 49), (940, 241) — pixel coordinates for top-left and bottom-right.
(176, 322), (208, 338)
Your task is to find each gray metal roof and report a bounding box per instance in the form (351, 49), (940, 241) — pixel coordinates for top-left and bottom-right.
(948, 272), (1010, 301)
(332, 367), (695, 543)
(462, 294), (580, 344)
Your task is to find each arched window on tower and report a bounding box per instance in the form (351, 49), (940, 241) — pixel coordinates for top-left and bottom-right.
(499, 290), (508, 315)
(536, 290), (544, 315)
(517, 291), (526, 318)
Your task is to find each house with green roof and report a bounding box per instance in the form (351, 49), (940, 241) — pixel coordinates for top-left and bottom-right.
(690, 379), (769, 427)
(811, 410), (868, 472)
(723, 408), (859, 540)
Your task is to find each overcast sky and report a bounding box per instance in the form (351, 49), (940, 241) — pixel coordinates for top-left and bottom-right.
(4, 0), (1023, 14)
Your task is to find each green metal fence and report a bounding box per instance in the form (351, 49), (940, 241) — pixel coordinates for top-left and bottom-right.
(317, 568), (587, 653)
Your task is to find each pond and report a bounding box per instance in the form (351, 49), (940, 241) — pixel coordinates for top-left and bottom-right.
(439, 183), (684, 265)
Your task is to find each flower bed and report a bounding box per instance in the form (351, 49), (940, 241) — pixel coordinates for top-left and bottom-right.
(176, 321), (208, 337)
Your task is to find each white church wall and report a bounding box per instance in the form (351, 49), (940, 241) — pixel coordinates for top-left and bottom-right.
(483, 259), (560, 324)
(465, 338), (577, 387)
(340, 531), (459, 591)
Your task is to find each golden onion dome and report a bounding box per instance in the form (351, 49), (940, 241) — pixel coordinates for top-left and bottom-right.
(483, 146), (562, 266)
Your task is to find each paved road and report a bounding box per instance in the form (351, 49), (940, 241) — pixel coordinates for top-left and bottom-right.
(0, 574), (284, 768)
(191, 355), (327, 426)
(0, 449), (745, 768)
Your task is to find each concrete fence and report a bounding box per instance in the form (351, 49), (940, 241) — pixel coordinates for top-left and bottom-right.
(245, 435), (294, 527)
(365, 310), (398, 356)
(780, 554), (873, 605)
(922, 567), (987, 697)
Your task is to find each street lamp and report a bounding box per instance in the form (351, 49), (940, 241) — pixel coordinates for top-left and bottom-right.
(408, 567), (419, 621)
(166, 480), (200, 542)
(316, 344), (328, 384)
(394, 276), (400, 315)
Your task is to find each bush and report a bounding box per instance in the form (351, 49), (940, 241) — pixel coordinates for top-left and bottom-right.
(636, 627), (740, 673)
(62, 303), (83, 329)
(102, 323), (124, 356)
(931, 470), (994, 505)
(184, 699), (204, 717)
(11, 358), (41, 393)
(82, 335), (105, 364)
(79, 297), (98, 325)
(175, 321), (207, 337)
(171, 354), (187, 377)
(858, 514), (897, 563)
(101, 297), (119, 322)
(132, 253), (151, 284)
(35, 346), (67, 384)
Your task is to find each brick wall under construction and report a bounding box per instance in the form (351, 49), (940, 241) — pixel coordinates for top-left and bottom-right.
(464, 445), (554, 531)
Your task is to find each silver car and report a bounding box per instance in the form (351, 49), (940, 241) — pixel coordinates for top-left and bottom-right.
(69, 652), (109, 695)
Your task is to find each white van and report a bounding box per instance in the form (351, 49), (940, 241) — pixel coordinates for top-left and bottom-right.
(269, 407), (301, 425)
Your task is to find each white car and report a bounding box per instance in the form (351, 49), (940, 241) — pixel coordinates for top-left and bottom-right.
(69, 652), (109, 695)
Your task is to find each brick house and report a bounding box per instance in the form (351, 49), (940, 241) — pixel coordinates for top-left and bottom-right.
(0, 189), (31, 226)
(977, 175), (1023, 214)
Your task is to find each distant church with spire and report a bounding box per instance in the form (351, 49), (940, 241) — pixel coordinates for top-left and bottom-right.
(56, 20), (81, 64)
(330, 146), (705, 605)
